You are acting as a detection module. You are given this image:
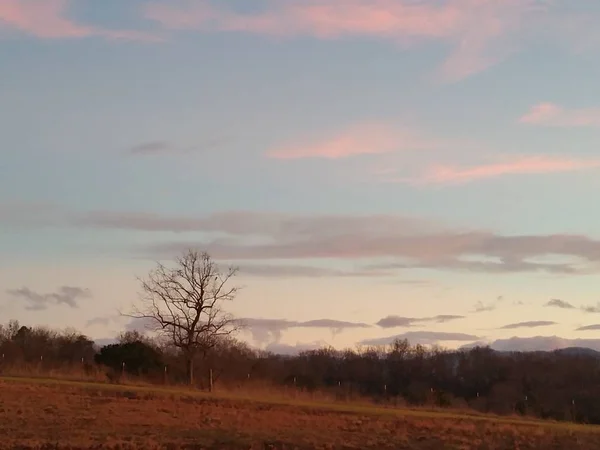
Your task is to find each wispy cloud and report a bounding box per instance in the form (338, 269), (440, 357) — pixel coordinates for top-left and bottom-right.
(0, 0), (160, 41)
(266, 122), (443, 160)
(520, 103), (600, 127)
(545, 299), (600, 314)
(473, 296), (506, 313)
(85, 315), (118, 328)
(128, 138), (228, 156)
(237, 317), (371, 344)
(265, 341), (329, 356)
(129, 141), (172, 155)
(408, 156), (600, 185)
(473, 300), (497, 313)
(6, 286), (92, 311)
(545, 299), (576, 310)
(124, 317), (156, 334)
(581, 303), (600, 314)
(361, 331), (480, 346)
(269, 121), (523, 187)
(577, 324), (600, 331)
(4, 204), (600, 276)
(500, 321), (556, 330)
(145, 0), (548, 82)
(238, 264), (390, 279)
(376, 314), (464, 328)
(145, 0), (487, 38)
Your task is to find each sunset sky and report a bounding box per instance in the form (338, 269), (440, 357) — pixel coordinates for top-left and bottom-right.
(2, 0), (600, 354)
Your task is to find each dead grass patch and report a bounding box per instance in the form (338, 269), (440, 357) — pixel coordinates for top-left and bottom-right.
(1, 376), (599, 449)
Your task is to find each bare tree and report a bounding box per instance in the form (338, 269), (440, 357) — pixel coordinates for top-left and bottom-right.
(127, 249), (240, 386)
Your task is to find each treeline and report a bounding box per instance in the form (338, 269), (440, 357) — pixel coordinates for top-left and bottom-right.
(1, 319), (600, 424)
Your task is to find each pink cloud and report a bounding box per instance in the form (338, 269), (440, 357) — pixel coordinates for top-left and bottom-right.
(413, 156), (600, 185)
(145, 0), (543, 81)
(0, 0), (160, 41)
(145, 0), (462, 37)
(266, 122), (443, 160)
(520, 103), (600, 127)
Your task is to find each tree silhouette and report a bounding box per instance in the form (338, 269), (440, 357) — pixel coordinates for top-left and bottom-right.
(127, 249), (241, 386)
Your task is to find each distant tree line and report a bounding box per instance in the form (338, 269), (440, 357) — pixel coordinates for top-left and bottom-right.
(1, 319), (600, 424)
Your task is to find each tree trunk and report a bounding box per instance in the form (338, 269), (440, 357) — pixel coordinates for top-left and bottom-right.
(186, 357), (194, 386)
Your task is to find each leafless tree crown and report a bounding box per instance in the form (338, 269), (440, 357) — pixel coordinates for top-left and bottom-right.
(130, 250), (240, 356)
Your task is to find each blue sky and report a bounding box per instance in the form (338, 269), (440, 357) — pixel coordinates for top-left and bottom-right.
(2, 0), (600, 353)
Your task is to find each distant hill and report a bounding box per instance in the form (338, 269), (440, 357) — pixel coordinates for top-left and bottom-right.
(459, 344), (600, 359)
(553, 347), (600, 358)
(459, 336), (600, 355)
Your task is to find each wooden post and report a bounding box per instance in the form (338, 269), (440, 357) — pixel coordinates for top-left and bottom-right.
(164, 366), (168, 385)
(209, 368), (213, 392)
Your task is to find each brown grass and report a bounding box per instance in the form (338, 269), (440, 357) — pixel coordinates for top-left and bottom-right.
(0, 363), (107, 383)
(1, 376), (599, 449)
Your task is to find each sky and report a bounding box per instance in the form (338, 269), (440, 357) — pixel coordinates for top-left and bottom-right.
(2, 0), (600, 354)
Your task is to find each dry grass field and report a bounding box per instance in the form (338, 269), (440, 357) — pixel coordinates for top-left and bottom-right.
(1, 376), (599, 450)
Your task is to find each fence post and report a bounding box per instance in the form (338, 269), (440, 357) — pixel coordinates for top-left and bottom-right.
(209, 368), (213, 392)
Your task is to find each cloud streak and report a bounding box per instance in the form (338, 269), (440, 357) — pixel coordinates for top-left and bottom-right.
(238, 264), (390, 279)
(237, 317), (371, 344)
(0, 0), (160, 41)
(376, 314), (464, 328)
(545, 299), (576, 310)
(6, 286), (92, 311)
(361, 331), (480, 346)
(266, 122), (443, 160)
(410, 156), (600, 185)
(545, 299), (600, 315)
(265, 120), (569, 188)
(128, 138), (229, 156)
(129, 141), (172, 155)
(581, 303), (600, 314)
(4, 204), (600, 276)
(500, 321), (556, 330)
(145, 0), (550, 81)
(85, 315), (118, 328)
(520, 103), (600, 127)
(473, 300), (496, 313)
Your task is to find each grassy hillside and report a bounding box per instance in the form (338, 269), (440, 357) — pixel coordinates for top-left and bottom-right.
(1, 376), (599, 449)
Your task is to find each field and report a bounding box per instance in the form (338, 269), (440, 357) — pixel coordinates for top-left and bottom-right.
(1, 377), (599, 449)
